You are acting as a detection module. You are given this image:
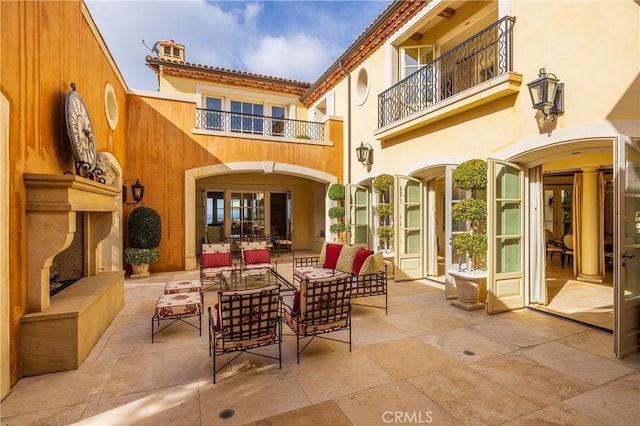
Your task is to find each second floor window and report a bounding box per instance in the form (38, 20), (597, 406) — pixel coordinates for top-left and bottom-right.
(401, 46), (435, 78)
(231, 101), (263, 134)
(271, 106), (285, 136)
(205, 97), (222, 130)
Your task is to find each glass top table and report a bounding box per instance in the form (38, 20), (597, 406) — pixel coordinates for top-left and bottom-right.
(222, 268), (296, 293)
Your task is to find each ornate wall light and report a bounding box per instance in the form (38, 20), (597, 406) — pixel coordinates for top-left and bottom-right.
(355, 142), (373, 167)
(123, 179), (145, 205)
(527, 68), (564, 119)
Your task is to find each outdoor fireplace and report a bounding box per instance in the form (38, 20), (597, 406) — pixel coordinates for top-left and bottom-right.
(21, 173), (124, 376)
(50, 211), (85, 296)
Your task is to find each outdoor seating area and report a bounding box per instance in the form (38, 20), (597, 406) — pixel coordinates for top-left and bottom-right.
(2, 262), (638, 425)
(293, 242), (388, 313)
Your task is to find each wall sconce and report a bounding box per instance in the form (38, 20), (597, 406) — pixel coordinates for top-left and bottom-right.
(355, 142), (373, 167)
(123, 179), (145, 205)
(527, 68), (564, 119)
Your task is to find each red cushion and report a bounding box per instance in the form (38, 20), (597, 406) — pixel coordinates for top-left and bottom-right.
(244, 249), (270, 265)
(293, 290), (300, 313)
(323, 244), (343, 269)
(202, 252), (231, 268)
(352, 248), (374, 274)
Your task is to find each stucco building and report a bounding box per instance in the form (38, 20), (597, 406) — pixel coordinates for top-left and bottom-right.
(2, 0), (639, 400)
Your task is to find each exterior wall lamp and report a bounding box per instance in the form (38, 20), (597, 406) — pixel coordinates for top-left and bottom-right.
(123, 179), (145, 205)
(527, 68), (564, 119)
(356, 142), (373, 167)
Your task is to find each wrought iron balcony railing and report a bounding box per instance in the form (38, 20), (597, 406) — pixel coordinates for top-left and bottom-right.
(195, 108), (325, 141)
(378, 16), (515, 128)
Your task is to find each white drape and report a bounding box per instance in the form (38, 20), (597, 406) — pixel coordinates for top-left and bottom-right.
(529, 166), (545, 304)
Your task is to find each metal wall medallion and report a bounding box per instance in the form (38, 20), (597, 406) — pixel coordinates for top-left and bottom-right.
(65, 83), (98, 177)
(96, 152), (117, 186)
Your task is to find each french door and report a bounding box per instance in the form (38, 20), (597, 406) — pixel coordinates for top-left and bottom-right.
(395, 176), (423, 280)
(345, 184), (369, 246)
(487, 159), (525, 313)
(614, 136), (640, 357)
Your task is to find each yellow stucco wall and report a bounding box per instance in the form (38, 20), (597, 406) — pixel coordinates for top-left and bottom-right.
(346, 0), (639, 178)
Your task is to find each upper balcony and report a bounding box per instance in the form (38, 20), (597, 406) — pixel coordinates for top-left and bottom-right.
(195, 108), (325, 143)
(376, 16), (521, 139)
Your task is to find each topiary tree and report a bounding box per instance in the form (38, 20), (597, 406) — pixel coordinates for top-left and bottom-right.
(125, 207), (162, 266)
(373, 174), (394, 251)
(451, 159), (487, 271)
(328, 183), (345, 240)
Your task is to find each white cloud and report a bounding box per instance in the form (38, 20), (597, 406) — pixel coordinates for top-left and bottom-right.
(241, 34), (337, 82)
(85, 0), (388, 91)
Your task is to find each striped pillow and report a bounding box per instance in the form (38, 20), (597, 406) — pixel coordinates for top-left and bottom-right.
(244, 249), (270, 265)
(202, 252), (231, 268)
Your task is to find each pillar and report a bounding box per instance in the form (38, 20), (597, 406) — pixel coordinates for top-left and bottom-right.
(578, 168), (603, 283)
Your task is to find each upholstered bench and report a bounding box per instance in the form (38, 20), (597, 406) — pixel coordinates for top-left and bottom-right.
(164, 279), (203, 304)
(293, 242), (388, 314)
(152, 292), (202, 342)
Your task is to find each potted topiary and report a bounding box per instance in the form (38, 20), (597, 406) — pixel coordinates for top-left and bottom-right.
(373, 174), (394, 252)
(328, 183), (345, 242)
(124, 206), (162, 278)
(448, 159), (488, 310)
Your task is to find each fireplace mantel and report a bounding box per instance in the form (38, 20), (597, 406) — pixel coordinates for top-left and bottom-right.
(24, 174), (120, 312)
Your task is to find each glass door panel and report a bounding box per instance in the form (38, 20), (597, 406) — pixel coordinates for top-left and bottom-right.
(615, 137), (640, 357)
(396, 176), (423, 280)
(487, 159), (525, 313)
(346, 184), (369, 246)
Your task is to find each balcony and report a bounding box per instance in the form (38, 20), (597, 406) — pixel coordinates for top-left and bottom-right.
(377, 16), (517, 131)
(195, 108), (325, 142)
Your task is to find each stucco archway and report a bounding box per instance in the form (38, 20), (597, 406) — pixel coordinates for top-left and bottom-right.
(184, 162), (338, 270)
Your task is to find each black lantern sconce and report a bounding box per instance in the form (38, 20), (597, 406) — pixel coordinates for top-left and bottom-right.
(123, 179), (145, 205)
(356, 142), (373, 167)
(527, 68), (564, 120)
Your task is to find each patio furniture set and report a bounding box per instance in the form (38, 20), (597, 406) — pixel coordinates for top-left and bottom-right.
(151, 241), (388, 383)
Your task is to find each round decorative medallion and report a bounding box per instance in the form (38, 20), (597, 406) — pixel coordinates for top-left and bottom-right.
(96, 152), (117, 186)
(65, 84), (97, 172)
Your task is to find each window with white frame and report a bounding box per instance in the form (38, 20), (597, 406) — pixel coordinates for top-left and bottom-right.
(400, 46), (436, 108)
(271, 106), (285, 136)
(231, 101), (263, 134)
(205, 97), (222, 130)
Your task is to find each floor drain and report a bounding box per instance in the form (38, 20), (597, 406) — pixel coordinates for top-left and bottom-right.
(463, 350), (476, 356)
(219, 409), (235, 419)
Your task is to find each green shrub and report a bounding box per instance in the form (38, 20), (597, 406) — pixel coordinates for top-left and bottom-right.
(452, 199), (487, 223)
(330, 223), (345, 234)
(128, 207), (162, 248)
(328, 183), (345, 201)
(377, 226), (394, 241)
(328, 206), (345, 219)
(452, 159), (487, 192)
(373, 174), (394, 194)
(376, 204), (394, 218)
(124, 247), (160, 265)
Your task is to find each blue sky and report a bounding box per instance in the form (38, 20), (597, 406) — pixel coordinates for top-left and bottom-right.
(86, 0), (391, 92)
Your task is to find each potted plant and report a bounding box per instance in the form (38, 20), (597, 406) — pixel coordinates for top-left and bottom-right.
(328, 183), (345, 242)
(124, 206), (162, 278)
(448, 159), (488, 310)
(373, 174), (394, 252)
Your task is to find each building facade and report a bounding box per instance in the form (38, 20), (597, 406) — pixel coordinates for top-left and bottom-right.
(2, 0), (639, 398)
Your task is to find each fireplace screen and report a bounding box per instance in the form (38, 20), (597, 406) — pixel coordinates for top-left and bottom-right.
(50, 212), (85, 296)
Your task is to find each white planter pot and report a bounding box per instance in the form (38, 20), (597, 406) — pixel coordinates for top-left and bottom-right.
(448, 269), (487, 311)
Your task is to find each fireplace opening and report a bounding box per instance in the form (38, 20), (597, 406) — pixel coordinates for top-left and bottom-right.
(50, 212), (85, 297)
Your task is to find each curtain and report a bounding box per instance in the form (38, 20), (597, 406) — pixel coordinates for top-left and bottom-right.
(529, 166), (545, 304)
(572, 173), (583, 277)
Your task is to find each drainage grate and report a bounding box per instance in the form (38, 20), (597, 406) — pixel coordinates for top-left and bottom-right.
(219, 409), (235, 420)
(463, 350), (476, 356)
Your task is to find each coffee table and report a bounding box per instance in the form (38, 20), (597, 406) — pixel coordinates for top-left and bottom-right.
(223, 268), (296, 293)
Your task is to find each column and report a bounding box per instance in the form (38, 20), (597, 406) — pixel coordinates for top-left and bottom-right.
(578, 168), (602, 283)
